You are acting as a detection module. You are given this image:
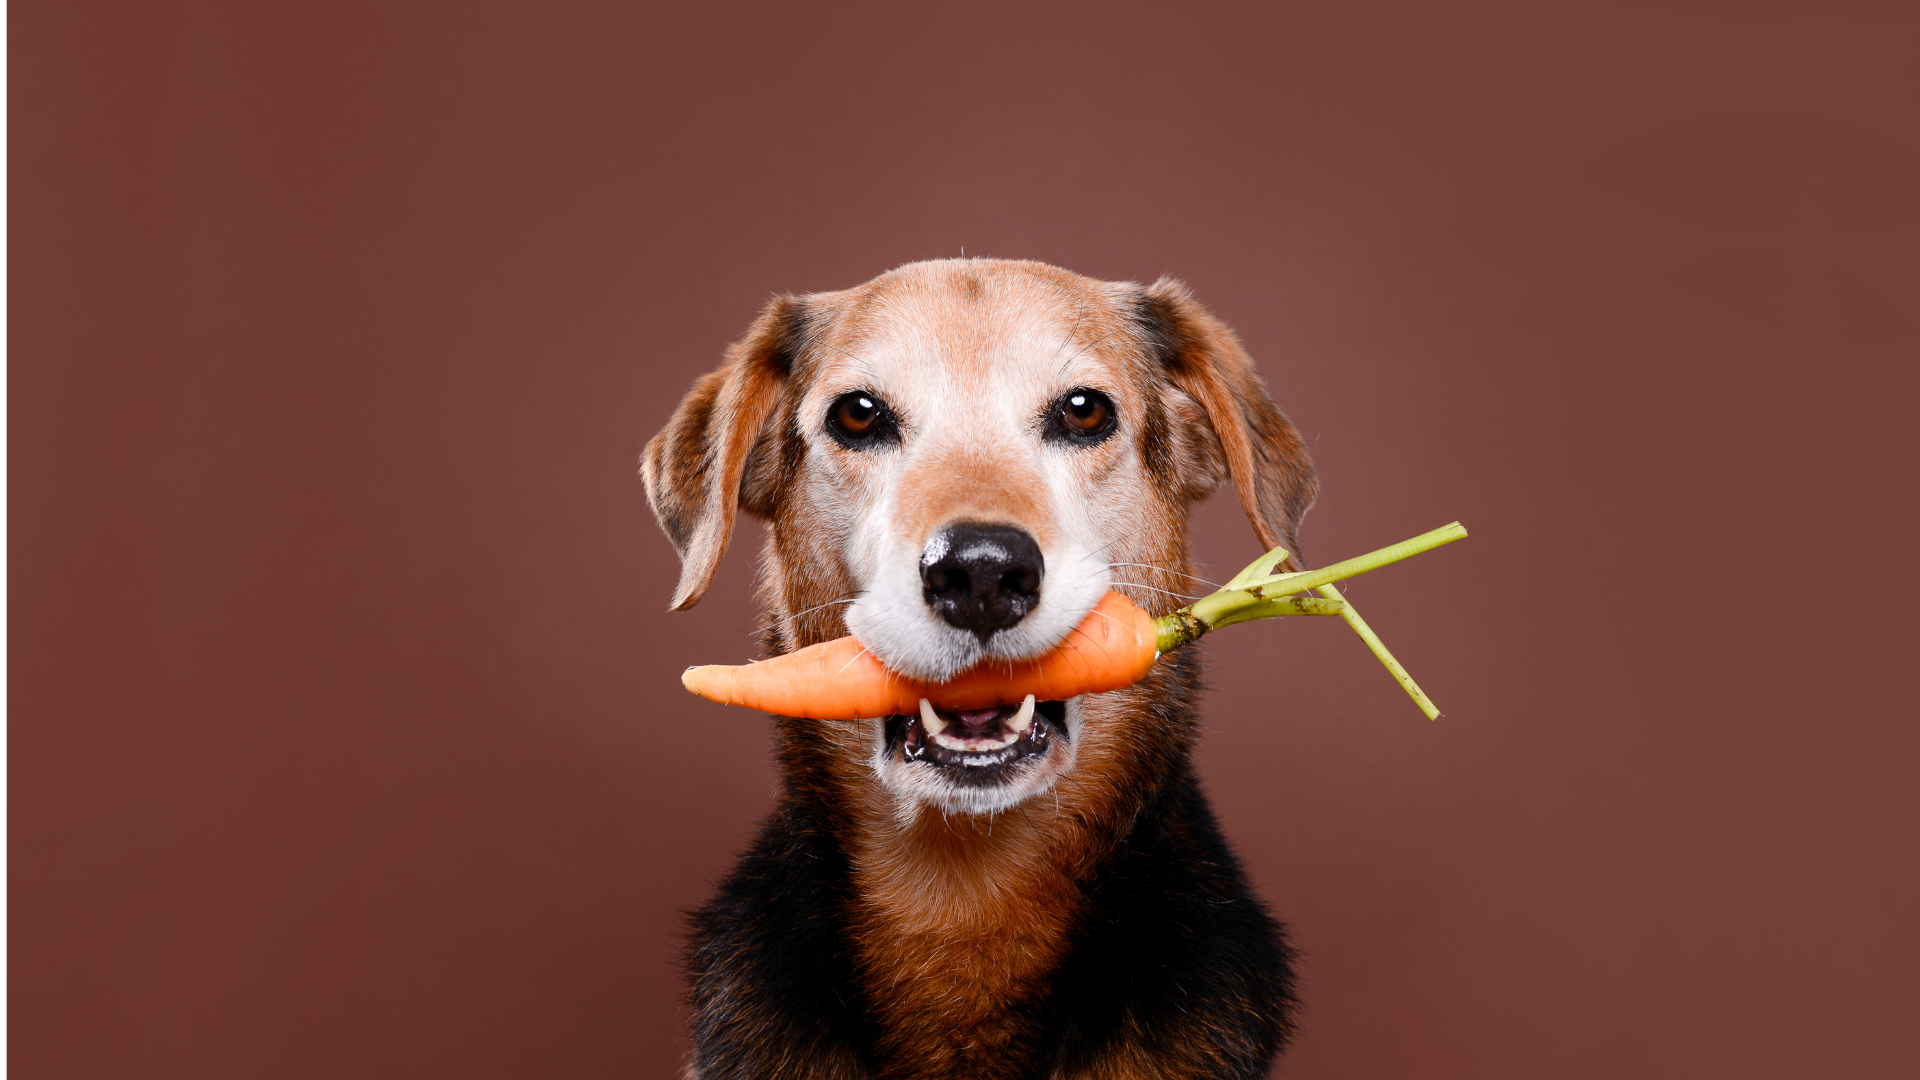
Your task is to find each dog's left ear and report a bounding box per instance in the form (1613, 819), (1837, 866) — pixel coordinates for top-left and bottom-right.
(1135, 277), (1320, 563)
(641, 295), (808, 610)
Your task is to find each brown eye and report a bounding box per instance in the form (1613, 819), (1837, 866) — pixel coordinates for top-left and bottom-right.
(1049, 388), (1116, 443)
(827, 391), (897, 448)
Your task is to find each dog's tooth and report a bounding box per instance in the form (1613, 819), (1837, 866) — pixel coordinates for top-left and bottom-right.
(918, 698), (946, 737)
(1008, 695), (1035, 734)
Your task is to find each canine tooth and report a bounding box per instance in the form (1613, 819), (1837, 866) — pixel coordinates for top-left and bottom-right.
(918, 698), (946, 737)
(1008, 695), (1035, 734)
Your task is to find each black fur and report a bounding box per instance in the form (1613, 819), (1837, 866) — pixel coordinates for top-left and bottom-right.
(683, 656), (1298, 1078)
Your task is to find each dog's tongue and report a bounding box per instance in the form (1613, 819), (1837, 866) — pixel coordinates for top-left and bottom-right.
(950, 706), (1004, 731)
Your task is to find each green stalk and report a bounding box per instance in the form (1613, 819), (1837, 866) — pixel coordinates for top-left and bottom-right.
(1151, 522), (1467, 719)
(1314, 584), (1440, 720)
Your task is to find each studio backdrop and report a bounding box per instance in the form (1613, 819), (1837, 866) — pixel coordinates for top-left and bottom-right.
(12, 1), (1917, 1076)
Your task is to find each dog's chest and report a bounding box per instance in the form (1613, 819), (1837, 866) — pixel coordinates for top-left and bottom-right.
(847, 819), (1084, 1078)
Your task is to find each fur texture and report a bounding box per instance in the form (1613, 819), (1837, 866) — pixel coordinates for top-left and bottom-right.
(644, 259), (1316, 1078)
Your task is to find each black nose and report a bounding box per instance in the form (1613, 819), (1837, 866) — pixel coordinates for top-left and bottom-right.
(919, 523), (1045, 642)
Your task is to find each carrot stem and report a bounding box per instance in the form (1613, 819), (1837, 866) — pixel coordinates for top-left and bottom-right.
(1152, 522), (1467, 718)
(1315, 584), (1440, 720)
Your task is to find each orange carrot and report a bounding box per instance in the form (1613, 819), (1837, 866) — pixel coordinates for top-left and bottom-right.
(679, 523), (1468, 720)
(681, 592), (1159, 718)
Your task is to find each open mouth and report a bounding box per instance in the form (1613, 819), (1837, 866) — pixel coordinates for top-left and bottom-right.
(885, 696), (1068, 782)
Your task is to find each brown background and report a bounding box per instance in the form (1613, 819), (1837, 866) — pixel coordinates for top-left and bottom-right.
(12, 1), (1919, 1076)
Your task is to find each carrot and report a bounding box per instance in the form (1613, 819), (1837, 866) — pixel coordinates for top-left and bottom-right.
(680, 523), (1467, 720)
(682, 592), (1157, 718)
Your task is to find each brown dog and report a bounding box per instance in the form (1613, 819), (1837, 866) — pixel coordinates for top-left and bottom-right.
(644, 258), (1317, 1078)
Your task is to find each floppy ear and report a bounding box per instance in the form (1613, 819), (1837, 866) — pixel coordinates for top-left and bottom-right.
(641, 295), (808, 610)
(1135, 277), (1320, 563)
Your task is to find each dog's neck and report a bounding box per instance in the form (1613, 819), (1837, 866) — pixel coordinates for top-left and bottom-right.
(844, 797), (1084, 1069)
(758, 532), (1203, 1070)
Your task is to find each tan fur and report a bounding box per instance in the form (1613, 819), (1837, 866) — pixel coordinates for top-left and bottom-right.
(646, 259), (1316, 1076)
(892, 440), (1055, 550)
(816, 680), (1196, 1077)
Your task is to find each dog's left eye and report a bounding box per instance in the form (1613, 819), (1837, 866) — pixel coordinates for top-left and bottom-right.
(1047, 388), (1117, 444)
(826, 391), (897, 448)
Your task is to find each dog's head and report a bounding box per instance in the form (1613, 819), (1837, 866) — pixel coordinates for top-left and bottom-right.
(644, 259), (1315, 815)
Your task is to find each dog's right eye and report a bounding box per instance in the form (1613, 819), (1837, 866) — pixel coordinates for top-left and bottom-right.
(826, 391), (897, 448)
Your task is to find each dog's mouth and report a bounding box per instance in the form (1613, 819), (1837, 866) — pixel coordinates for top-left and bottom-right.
(884, 696), (1068, 782)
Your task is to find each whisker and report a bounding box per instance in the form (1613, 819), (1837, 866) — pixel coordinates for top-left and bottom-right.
(836, 644), (874, 675)
(1071, 525), (1152, 569)
(1055, 334), (1157, 371)
(782, 595), (859, 623)
(1108, 580), (1208, 603)
(750, 595), (860, 639)
(805, 336), (868, 365)
(1048, 301), (1094, 379)
(1103, 562), (1223, 590)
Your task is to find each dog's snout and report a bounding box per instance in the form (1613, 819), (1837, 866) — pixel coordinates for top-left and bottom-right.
(920, 524), (1045, 642)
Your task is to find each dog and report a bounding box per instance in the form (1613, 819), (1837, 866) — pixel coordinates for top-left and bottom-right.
(643, 258), (1318, 1078)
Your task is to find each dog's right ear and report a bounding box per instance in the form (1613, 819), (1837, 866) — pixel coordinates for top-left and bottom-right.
(641, 295), (808, 610)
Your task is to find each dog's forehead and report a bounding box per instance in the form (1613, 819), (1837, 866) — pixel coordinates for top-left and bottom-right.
(806, 261), (1139, 401)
